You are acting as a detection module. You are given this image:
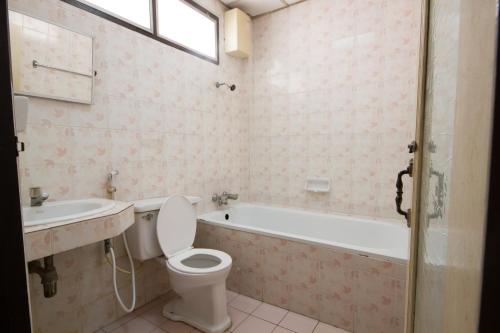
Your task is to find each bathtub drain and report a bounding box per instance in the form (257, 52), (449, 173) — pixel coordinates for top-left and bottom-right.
(225, 213), (229, 221)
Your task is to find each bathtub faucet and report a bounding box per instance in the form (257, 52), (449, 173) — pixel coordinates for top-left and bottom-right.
(212, 192), (238, 207)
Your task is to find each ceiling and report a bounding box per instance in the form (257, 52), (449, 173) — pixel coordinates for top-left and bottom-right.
(220, 0), (304, 17)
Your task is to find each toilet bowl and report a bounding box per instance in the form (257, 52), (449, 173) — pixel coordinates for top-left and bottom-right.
(163, 249), (232, 333)
(127, 195), (232, 333)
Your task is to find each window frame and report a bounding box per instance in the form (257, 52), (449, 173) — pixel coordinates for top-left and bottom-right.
(61, 0), (219, 65)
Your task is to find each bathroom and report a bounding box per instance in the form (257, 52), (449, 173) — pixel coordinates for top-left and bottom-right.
(1, 0), (499, 333)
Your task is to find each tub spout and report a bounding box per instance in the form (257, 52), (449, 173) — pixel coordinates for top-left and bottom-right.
(212, 192), (238, 207)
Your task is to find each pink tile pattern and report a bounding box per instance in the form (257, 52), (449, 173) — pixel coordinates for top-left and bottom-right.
(12, 0), (418, 333)
(11, 0), (250, 332)
(12, 0), (250, 214)
(195, 223), (407, 333)
(248, 0), (421, 220)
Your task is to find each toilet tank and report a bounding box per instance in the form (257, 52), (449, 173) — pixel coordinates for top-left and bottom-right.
(127, 196), (201, 261)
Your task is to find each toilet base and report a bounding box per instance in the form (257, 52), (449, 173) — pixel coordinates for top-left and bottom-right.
(162, 283), (231, 333)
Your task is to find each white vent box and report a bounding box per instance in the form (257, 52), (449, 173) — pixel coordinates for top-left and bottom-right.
(305, 177), (330, 193)
(224, 8), (252, 58)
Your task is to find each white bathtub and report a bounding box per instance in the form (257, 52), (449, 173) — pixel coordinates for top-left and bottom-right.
(198, 203), (409, 263)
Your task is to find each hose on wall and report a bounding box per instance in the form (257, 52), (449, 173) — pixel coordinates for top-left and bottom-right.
(105, 250), (143, 274)
(108, 233), (136, 313)
(106, 169), (136, 313)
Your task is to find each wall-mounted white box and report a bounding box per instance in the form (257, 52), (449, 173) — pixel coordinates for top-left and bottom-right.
(224, 8), (252, 58)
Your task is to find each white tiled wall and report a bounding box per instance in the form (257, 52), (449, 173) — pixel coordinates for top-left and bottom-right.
(12, 0), (421, 332)
(248, 0), (421, 219)
(13, 0), (250, 213)
(10, 0), (249, 332)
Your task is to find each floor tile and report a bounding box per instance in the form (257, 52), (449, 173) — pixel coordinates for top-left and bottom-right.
(233, 316), (276, 333)
(110, 317), (157, 333)
(103, 312), (137, 332)
(228, 307), (249, 331)
(140, 304), (168, 326)
(227, 290), (239, 303)
(135, 298), (165, 316)
(103, 293), (338, 333)
(160, 318), (193, 333)
(279, 312), (318, 333)
(273, 327), (295, 333)
(229, 295), (262, 314)
(313, 323), (349, 333)
(252, 303), (288, 324)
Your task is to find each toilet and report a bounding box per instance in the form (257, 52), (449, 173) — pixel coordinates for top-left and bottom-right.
(127, 195), (232, 333)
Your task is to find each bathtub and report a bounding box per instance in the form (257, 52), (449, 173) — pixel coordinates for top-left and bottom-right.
(196, 203), (408, 332)
(198, 203), (408, 263)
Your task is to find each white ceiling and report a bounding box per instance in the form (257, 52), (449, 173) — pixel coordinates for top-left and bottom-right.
(220, 0), (305, 17)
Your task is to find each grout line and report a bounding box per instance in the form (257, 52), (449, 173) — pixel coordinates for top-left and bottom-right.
(311, 320), (320, 333)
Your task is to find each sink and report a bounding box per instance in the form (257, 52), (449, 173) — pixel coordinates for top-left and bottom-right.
(23, 198), (116, 227)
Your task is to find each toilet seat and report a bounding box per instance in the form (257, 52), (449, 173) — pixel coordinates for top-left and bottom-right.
(156, 195), (197, 258)
(167, 248), (232, 275)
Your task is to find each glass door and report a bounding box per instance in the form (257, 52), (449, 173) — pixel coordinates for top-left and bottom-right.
(411, 0), (498, 332)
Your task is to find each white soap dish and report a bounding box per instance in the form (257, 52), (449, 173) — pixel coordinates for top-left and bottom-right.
(304, 177), (330, 193)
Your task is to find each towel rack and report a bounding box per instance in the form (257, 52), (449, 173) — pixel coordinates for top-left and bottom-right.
(32, 60), (96, 77)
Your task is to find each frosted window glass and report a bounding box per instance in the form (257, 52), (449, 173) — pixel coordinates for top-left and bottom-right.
(80, 0), (152, 29)
(157, 0), (217, 59)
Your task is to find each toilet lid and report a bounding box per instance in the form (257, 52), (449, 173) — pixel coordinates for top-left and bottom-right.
(156, 195), (197, 258)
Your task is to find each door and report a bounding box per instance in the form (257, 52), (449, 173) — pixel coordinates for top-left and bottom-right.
(405, 0), (498, 332)
(0, 0), (33, 331)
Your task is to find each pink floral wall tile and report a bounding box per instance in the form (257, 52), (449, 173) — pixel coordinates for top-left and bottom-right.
(248, 0), (421, 220)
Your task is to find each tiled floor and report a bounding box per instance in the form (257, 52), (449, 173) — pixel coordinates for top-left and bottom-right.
(96, 290), (349, 333)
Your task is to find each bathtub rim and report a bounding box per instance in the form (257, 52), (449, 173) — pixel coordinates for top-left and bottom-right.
(197, 204), (409, 265)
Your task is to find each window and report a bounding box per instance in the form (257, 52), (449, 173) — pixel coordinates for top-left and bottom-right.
(77, 0), (152, 30)
(157, 0), (217, 60)
(62, 0), (219, 64)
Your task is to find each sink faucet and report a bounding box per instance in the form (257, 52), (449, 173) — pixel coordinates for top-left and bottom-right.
(212, 192), (238, 207)
(30, 187), (49, 207)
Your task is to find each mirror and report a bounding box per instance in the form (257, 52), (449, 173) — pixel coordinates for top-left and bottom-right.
(8, 10), (94, 104)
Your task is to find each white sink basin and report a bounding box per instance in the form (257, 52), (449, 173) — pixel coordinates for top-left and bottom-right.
(23, 198), (116, 227)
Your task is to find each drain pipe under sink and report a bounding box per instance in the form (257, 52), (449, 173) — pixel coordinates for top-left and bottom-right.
(105, 170), (136, 313)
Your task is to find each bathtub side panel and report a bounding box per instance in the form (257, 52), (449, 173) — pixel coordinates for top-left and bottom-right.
(195, 222), (407, 333)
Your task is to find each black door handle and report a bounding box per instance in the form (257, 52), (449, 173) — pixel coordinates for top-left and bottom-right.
(396, 159), (413, 225)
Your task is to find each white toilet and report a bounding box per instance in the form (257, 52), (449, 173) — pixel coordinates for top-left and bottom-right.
(127, 195), (232, 333)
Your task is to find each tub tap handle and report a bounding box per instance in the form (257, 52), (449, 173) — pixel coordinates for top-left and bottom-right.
(212, 192), (239, 207)
(223, 192), (238, 200)
(30, 187), (49, 207)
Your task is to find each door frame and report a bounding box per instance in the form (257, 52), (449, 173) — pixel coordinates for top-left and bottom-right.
(0, 2), (32, 332)
(478, 3), (500, 330)
(404, 0), (430, 331)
